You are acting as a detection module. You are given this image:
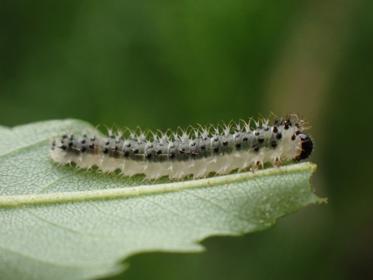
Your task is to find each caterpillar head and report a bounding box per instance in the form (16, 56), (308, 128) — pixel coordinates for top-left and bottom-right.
(295, 133), (313, 160)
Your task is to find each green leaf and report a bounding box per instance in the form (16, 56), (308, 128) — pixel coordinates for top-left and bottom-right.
(0, 120), (324, 280)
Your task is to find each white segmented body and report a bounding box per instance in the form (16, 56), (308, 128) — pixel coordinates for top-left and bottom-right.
(50, 115), (313, 180)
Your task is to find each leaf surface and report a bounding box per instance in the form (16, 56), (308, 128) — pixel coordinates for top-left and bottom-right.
(0, 120), (323, 280)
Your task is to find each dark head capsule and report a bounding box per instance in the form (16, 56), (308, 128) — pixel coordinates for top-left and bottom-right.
(295, 134), (313, 160)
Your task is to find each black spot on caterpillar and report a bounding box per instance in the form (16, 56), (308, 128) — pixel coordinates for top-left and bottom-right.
(50, 114), (313, 180)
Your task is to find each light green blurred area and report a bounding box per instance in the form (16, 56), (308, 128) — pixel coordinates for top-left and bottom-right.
(0, 0), (372, 279)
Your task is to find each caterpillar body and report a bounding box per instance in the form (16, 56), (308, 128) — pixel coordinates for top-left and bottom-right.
(50, 115), (313, 180)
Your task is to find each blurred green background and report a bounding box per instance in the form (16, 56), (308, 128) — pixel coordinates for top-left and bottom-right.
(1, 0), (372, 279)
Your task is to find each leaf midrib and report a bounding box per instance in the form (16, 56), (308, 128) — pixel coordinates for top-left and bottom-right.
(0, 162), (316, 208)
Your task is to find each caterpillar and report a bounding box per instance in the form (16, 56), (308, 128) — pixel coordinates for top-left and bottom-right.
(50, 115), (313, 180)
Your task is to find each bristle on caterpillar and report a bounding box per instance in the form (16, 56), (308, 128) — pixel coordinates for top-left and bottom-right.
(50, 115), (313, 180)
